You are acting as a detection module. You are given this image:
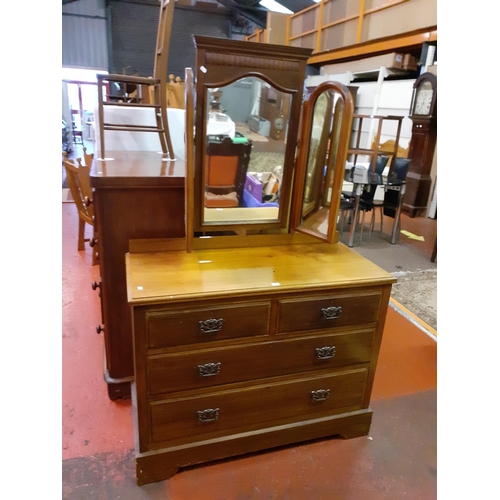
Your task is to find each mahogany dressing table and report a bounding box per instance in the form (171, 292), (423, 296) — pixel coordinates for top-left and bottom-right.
(123, 36), (396, 484)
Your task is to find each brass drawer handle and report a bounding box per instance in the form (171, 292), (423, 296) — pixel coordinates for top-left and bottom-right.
(197, 362), (221, 377)
(321, 306), (342, 320)
(315, 346), (336, 359)
(199, 318), (224, 334)
(311, 389), (330, 402)
(197, 408), (219, 422)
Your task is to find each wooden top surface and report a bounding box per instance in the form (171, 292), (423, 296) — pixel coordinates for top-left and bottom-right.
(126, 242), (396, 304)
(90, 151), (185, 188)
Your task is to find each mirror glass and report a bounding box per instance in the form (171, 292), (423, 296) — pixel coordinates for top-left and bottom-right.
(202, 76), (292, 226)
(295, 84), (352, 243)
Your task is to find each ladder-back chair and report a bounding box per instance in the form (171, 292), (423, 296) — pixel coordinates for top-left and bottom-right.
(63, 158), (98, 265)
(96, 0), (176, 159)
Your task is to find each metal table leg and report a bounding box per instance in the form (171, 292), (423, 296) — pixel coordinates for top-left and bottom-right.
(391, 183), (406, 244)
(348, 183), (362, 248)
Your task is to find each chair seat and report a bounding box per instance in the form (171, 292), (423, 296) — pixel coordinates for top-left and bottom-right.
(205, 191), (239, 208)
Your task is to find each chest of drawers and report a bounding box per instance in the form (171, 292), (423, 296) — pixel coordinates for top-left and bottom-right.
(126, 241), (395, 485)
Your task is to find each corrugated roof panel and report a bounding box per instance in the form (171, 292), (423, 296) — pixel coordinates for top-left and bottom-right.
(62, 15), (109, 70)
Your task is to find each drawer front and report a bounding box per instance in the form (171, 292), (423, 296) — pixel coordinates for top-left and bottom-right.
(148, 368), (368, 446)
(277, 291), (382, 334)
(147, 329), (375, 396)
(146, 302), (271, 349)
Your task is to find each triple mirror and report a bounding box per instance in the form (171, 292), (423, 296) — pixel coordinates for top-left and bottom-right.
(189, 36), (354, 244)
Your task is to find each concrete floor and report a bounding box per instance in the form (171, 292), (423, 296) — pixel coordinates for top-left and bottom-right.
(62, 202), (437, 499)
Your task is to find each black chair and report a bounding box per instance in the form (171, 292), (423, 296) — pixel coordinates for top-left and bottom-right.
(339, 155), (389, 241)
(368, 157), (411, 237)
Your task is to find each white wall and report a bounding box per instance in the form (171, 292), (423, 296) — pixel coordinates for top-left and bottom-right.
(352, 78), (415, 153)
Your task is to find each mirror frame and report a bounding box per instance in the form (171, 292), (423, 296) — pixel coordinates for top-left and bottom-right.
(290, 81), (354, 244)
(192, 35), (312, 233)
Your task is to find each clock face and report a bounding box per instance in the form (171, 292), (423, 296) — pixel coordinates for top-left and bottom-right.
(274, 117), (285, 131)
(413, 81), (434, 115)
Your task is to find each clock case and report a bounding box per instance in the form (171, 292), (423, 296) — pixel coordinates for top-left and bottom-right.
(409, 72), (437, 118)
(404, 72), (437, 217)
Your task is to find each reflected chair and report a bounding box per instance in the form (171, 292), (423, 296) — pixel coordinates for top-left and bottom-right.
(63, 157), (98, 265)
(96, 0), (176, 159)
(204, 137), (252, 208)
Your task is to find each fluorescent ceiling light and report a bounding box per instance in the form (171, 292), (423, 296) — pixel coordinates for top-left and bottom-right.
(259, 0), (293, 14)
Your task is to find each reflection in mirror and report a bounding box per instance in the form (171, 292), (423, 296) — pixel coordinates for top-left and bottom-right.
(293, 82), (353, 243)
(202, 77), (292, 225)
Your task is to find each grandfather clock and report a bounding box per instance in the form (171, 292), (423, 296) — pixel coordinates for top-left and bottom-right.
(403, 72), (437, 217)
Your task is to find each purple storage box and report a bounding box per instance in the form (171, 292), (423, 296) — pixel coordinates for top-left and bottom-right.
(244, 173), (263, 202)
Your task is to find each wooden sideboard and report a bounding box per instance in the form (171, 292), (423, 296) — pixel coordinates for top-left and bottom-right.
(126, 240), (395, 484)
(90, 151), (185, 400)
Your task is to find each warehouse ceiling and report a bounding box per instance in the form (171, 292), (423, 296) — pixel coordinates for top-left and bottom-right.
(217, 0), (317, 25)
(62, 0), (318, 27)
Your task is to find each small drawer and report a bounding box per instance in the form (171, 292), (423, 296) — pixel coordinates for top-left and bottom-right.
(146, 328), (375, 396)
(277, 291), (382, 334)
(148, 368), (368, 447)
(146, 302), (271, 349)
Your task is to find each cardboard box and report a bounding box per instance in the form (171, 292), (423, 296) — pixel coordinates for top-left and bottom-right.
(391, 53), (404, 69)
(403, 54), (419, 71)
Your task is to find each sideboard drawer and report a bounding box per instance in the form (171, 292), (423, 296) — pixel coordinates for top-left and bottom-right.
(148, 367), (368, 447)
(147, 328), (375, 396)
(277, 292), (382, 334)
(146, 302), (271, 349)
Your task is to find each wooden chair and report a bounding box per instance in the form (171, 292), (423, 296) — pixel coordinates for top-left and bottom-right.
(63, 157), (98, 265)
(167, 74), (185, 109)
(96, 0), (176, 159)
(83, 146), (94, 168)
(204, 137), (252, 208)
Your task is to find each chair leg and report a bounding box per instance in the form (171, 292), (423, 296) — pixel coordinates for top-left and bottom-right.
(379, 207), (383, 233)
(78, 218), (85, 251)
(160, 98), (175, 159)
(360, 210), (365, 243)
(369, 210), (375, 241)
(156, 84), (175, 159)
(98, 79), (105, 159)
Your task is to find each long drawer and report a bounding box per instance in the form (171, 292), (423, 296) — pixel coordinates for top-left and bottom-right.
(145, 301), (271, 349)
(148, 368), (368, 447)
(147, 328), (375, 396)
(277, 291), (382, 334)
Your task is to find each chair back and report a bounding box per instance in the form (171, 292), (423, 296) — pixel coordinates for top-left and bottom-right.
(82, 147), (94, 168)
(391, 157), (411, 181)
(153, 0), (176, 85)
(204, 137), (252, 207)
(360, 155), (389, 204)
(63, 158), (94, 225)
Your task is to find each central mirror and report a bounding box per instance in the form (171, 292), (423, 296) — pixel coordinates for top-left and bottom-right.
(192, 36), (312, 233)
(203, 77), (291, 225)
